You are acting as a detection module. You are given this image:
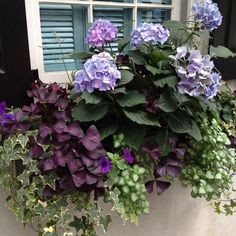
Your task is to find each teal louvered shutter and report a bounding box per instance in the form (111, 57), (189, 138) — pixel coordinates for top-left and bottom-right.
(40, 4), (76, 72)
(138, 9), (171, 25)
(93, 7), (132, 53)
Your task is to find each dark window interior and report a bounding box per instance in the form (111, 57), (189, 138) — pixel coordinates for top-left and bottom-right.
(213, 0), (236, 81)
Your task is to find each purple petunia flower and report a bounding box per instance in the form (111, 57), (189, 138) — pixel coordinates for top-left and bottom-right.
(170, 47), (221, 99)
(99, 156), (112, 174)
(192, 0), (222, 31)
(0, 114), (15, 125)
(0, 101), (6, 116)
(74, 52), (121, 93)
(131, 22), (169, 47)
(123, 147), (134, 164)
(85, 19), (118, 48)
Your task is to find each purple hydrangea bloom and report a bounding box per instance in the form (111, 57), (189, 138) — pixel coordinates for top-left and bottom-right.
(192, 0), (222, 31)
(131, 22), (169, 47)
(123, 147), (134, 164)
(74, 52), (121, 93)
(85, 19), (118, 48)
(170, 47), (221, 99)
(99, 156), (112, 174)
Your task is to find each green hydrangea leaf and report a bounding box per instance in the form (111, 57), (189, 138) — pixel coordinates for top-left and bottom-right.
(123, 109), (161, 127)
(116, 91), (146, 107)
(81, 91), (102, 104)
(154, 75), (177, 88)
(167, 111), (192, 133)
(158, 92), (178, 112)
(72, 101), (109, 122)
(119, 70), (134, 86)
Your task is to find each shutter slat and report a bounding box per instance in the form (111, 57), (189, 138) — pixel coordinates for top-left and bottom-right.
(40, 4), (75, 72)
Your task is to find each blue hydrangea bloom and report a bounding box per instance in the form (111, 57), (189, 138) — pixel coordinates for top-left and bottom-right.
(85, 19), (118, 48)
(192, 0), (222, 31)
(170, 46), (221, 99)
(131, 22), (169, 47)
(74, 52), (121, 93)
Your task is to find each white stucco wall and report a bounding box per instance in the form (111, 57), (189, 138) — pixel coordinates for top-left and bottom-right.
(1, 180), (236, 236)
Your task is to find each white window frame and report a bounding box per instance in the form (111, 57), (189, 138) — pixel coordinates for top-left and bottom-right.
(25, 0), (183, 83)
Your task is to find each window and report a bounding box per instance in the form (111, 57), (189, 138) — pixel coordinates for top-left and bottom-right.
(25, 0), (182, 83)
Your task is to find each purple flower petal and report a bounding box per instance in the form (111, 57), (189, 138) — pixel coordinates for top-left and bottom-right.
(99, 156), (112, 174)
(123, 147), (134, 164)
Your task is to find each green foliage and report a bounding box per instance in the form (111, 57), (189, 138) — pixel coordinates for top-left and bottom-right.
(72, 100), (109, 122)
(123, 109), (161, 127)
(119, 70), (135, 86)
(0, 132), (112, 236)
(106, 153), (149, 224)
(116, 91), (146, 107)
(158, 91), (178, 113)
(180, 115), (236, 201)
(167, 111), (192, 133)
(210, 45), (234, 58)
(81, 91), (102, 104)
(118, 38), (130, 53)
(153, 75), (178, 88)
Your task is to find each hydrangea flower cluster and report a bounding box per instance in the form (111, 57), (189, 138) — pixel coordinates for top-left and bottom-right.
(85, 19), (118, 48)
(74, 52), (121, 93)
(192, 0), (222, 31)
(131, 22), (169, 47)
(170, 46), (221, 99)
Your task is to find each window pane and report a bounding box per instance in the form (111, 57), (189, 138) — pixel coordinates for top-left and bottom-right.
(39, 4), (87, 72)
(137, 0), (172, 4)
(138, 8), (171, 24)
(93, 7), (132, 52)
(95, 0), (132, 2)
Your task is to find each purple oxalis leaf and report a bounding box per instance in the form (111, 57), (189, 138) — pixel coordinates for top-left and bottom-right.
(156, 181), (171, 195)
(81, 125), (101, 151)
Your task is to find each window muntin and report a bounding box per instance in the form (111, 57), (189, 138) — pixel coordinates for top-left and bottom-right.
(26, 0), (179, 82)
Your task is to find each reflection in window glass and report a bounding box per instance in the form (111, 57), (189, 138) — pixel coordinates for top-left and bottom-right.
(138, 9), (171, 24)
